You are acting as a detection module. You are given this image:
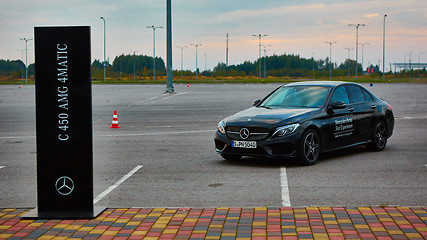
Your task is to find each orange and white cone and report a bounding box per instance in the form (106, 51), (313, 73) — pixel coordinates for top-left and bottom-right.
(110, 110), (120, 128)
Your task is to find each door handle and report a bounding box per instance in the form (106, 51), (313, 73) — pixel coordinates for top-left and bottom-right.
(371, 105), (377, 109)
(348, 107), (355, 112)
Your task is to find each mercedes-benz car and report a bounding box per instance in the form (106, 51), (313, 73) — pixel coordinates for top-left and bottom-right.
(214, 81), (394, 165)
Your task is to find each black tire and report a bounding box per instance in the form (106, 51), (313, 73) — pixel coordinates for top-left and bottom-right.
(221, 154), (242, 161)
(367, 120), (387, 151)
(297, 129), (321, 166)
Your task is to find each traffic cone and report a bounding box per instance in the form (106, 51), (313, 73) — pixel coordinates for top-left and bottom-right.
(19, 85), (21, 89)
(187, 83), (189, 87)
(110, 110), (120, 128)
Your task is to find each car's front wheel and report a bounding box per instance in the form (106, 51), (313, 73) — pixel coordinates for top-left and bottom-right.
(297, 129), (320, 165)
(367, 120), (387, 151)
(221, 154), (242, 161)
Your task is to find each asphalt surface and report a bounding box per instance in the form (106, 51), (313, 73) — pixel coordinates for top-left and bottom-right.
(0, 83), (426, 208)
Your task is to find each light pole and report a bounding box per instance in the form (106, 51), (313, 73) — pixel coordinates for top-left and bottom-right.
(130, 51), (139, 81)
(176, 46), (188, 80)
(204, 53), (207, 79)
(147, 25), (163, 81)
(348, 23), (365, 80)
(345, 47), (353, 79)
(166, 0), (174, 93)
(325, 41), (337, 80)
(404, 54), (409, 72)
(19, 38), (32, 83)
(418, 52), (425, 79)
(359, 42), (369, 76)
(252, 34), (268, 79)
(262, 45), (271, 79)
(226, 33), (229, 68)
(100, 17), (106, 82)
(409, 50), (412, 79)
(191, 44), (202, 80)
(17, 49), (24, 81)
(383, 14), (387, 81)
(312, 52), (315, 80)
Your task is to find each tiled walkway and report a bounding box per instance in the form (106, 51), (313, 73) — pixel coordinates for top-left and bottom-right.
(1, 207), (426, 239)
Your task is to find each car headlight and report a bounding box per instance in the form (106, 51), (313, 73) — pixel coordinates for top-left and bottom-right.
(217, 120), (226, 135)
(272, 123), (300, 137)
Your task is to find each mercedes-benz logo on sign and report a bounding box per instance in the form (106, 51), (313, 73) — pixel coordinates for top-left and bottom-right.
(240, 128), (250, 140)
(55, 176), (74, 196)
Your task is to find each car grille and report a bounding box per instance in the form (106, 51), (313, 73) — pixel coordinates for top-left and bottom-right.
(226, 126), (270, 141)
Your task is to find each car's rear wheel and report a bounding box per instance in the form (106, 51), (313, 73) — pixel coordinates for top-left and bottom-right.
(297, 129), (320, 165)
(367, 120), (387, 151)
(221, 154), (242, 161)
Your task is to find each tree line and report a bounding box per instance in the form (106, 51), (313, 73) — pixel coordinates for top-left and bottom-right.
(1, 52), (423, 81)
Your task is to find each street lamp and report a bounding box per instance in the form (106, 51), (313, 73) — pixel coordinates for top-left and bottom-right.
(359, 42), (369, 76)
(252, 34), (268, 79)
(17, 49), (24, 81)
(383, 14), (387, 81)
(204, 53), (207, 79)
(147, 25), (163, 81)
(130, 51), (139, 81)
(345, 47), (353, 79)
(325, 41), (337, 80)
(19, 38), (33, 83)
(312, 52), (315, 80)
(409, 50), (413, 79)
(100, 17), (106, 82)
(348, 23), (365, 80)
(226, 33), (229, 68)
(176, 46), (188, 80)
(191, 44), (202, 80)
(418, 52), (425, 79)
(262, 45), (271, 79)
(404, 54), (409, 72)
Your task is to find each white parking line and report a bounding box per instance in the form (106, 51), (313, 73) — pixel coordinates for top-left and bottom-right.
(0, 166), (4, 170)
(151, 92), (187, 104)
(94, 165), (143, 204)
(95, 129), (214, 138)
(280, 167), (291, 207)
(395, 116), (427, 120)
(0, 136), (35, 139)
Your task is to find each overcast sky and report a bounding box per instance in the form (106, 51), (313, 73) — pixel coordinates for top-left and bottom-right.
(1, 0), (426, 71)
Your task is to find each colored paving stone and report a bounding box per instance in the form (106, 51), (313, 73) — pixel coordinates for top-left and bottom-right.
(0, 207), (426, 239)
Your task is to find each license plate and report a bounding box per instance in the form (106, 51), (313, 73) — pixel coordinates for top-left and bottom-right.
(232, 141), (257, 148)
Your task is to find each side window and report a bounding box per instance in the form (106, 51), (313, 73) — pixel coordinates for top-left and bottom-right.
(330, 86), (350, 105)
(362, 89), (374, 102)
(347, 85), (365, 103)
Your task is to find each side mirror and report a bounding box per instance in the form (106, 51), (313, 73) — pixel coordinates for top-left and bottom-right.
(329, 101), (347, 109)
(253, 99), (261, 106)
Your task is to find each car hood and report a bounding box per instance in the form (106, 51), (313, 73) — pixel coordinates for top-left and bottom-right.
(224, 107), (319, 127)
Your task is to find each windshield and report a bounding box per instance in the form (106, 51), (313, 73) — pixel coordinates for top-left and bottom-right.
(259, 85), (330, 108)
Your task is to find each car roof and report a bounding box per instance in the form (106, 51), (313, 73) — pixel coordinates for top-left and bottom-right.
(285, 81), (350, 87)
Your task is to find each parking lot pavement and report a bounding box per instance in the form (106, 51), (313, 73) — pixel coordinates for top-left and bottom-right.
(1, 83), (426, 208)
(1, 207), (426, 239)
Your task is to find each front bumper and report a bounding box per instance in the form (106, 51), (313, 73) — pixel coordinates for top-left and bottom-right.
(214, 131), (302, 159)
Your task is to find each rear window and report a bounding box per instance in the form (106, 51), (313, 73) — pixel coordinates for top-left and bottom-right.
(362, 89), (374, 102)
(347, 85), (365, 103)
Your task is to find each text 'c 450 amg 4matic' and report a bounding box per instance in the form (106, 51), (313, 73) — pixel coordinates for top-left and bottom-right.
(214, 81), (394, 165)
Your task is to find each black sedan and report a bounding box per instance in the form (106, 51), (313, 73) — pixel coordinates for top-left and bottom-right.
(214, 81), (394, 165)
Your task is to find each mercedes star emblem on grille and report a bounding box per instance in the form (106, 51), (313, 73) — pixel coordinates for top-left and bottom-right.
(240, 128), (250, 139)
